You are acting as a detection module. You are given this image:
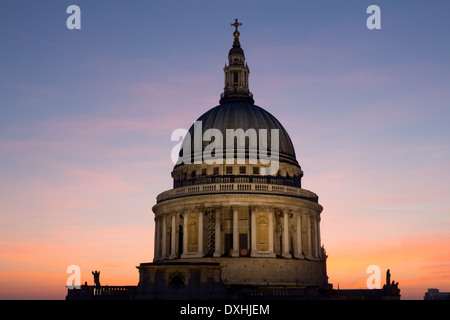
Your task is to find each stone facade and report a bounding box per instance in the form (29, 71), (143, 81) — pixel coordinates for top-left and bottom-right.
(150, 191), (327, 289)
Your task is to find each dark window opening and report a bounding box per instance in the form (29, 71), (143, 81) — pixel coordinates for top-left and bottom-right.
(169, 274), (184, 289)
(239, 233), (248, 256)
(225, 233), (233, 256)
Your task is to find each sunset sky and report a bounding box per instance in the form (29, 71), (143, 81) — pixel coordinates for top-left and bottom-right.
(1, 0), (449, 300)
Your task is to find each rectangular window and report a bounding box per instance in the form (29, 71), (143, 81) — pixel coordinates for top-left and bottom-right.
(201, 168), (207, 176)
(253, 167), (259, 175)
(233, 71), (238, 84)
(239, 166), (246, 174)
(213, 167), (219, 175)
(226, 166), (233, 174)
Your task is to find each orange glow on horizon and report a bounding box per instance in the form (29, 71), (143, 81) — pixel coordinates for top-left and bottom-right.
(325, 232), (450, 299)
(1, 228), (448, 300)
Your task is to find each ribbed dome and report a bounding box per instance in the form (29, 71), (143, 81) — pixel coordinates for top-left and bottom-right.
(175, 101), (299, 168)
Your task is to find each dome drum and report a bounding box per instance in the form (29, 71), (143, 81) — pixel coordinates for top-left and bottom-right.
(152, 196), (326, 287)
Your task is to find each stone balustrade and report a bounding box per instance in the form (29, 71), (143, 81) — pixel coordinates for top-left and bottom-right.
(66, 285), (135, 300)
(157, 182), (318, 204)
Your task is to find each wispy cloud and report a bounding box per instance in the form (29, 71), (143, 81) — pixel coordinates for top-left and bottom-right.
(19, 32), (60, 48)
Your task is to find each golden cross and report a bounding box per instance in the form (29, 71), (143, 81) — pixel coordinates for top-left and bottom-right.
(231, 19), (242, 32)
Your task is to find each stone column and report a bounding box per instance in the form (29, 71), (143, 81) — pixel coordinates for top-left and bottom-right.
(317, 215), (322, 259)
(232, 206), (239, 257)
(153, 216), (160, 261)
(306, 213), (312, 259)
(314, 215), (319, 258)
(213, 208), (221, 257)
(161, 214), (167, 260)
(295, 211), (304, 258)
(181, 213), (188, 258)
(282, 209), (291, 258)
(268, 207), (275, 256)
(198, 210), (203, 257)
(169, 213), (176, 259)
(250, 206), (257, 256)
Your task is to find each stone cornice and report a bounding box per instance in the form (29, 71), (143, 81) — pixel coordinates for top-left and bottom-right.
(153, 192), (323, 216)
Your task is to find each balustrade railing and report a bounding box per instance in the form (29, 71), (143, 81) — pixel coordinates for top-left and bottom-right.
(157, 182), (318, 203)
(174, 174), (301, 189)
(66, 285), (135, 300)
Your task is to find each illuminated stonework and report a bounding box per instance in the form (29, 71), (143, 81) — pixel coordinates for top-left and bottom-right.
(147, 20), (328, 290)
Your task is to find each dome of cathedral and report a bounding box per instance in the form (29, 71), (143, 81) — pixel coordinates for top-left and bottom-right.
(172, 19), (304, 190)
(175, 101), (300, 168)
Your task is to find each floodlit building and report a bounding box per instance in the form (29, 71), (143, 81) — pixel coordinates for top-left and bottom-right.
(67, 20), (400, 301)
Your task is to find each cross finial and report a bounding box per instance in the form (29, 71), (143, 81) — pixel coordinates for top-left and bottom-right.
(231, 19), (242, 32)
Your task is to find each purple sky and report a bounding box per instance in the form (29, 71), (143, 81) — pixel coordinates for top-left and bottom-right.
(0, 0), (449, 299)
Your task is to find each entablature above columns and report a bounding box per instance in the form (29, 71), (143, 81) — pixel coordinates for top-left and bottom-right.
(153, 193), (322, 219)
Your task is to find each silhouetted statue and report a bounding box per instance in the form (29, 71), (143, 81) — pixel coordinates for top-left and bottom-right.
(92, 270), (101, 288)
(386, 269), (391, 286)
(382, 269), (400, 296)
